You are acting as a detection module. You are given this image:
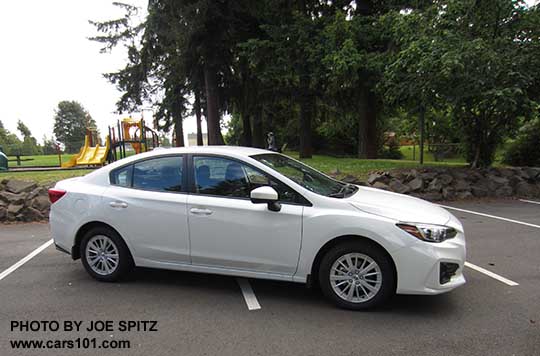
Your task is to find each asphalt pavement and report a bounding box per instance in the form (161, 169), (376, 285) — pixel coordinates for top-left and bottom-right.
(1, 199), (539, 356)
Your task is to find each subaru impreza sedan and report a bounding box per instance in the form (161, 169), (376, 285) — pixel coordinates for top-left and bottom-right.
(49, 146), (465, 309)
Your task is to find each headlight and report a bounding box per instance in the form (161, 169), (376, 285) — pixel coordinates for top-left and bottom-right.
(396, 223), (457, 243)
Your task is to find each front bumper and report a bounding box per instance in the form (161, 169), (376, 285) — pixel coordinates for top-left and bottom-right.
(392, 230), (466, 295)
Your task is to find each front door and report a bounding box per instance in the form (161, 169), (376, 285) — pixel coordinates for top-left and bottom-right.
(187, 155), (304, 275)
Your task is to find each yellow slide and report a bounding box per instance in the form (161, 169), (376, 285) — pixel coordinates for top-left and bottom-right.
(61, 135), (110, 168)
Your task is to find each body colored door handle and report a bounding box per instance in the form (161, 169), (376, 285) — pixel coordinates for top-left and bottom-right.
(109, 201), (128, 208)
(190, 208), (213, 215)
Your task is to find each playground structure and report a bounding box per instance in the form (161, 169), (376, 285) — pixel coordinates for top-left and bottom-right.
(61, 117), (158, 168)
(108, 118), (159, 162)
(61, 128), (110, 168)
(0, 117), (160, 172)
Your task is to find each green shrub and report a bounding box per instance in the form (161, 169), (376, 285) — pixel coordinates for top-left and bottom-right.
(503, 118), (540, 167)
(379, 140), (404, 160)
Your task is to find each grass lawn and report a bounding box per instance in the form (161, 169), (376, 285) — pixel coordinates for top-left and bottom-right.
(398, 145), (466, 164)
(0, 169), (93, 184)
(285, 151), (466, 180)
(1, 150), (468, 185)
(7, 154), (75, 167)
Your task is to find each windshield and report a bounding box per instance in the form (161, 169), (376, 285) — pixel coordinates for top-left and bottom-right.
(251, 153), (358, 198)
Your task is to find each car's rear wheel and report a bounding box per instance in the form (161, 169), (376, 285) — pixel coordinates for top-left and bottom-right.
(80, 226), (132, 282)
(319, 241), (395, 310)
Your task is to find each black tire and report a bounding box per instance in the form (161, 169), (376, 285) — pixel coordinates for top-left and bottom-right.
(318, 240), (395, 310)
(80, 226), (133, 282)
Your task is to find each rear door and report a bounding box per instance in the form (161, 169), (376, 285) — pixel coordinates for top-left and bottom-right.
(102, 155), (190, 265)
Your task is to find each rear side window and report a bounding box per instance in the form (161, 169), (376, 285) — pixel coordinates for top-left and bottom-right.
(110, 165), (132, 187)
(133, 156), (183, 192)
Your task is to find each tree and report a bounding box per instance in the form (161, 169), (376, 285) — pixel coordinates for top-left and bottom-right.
(0, 128), (22, 156)
(53, 101), (97, 153)
(382, 0), (539, 167)
(16, 120), (41, 155)
(16, 120), (32, 138)
(90, 1), (261, 146)
(42, 135), (59, 155)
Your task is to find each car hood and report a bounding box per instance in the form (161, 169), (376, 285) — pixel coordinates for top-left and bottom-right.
(346, 186), (451, 225)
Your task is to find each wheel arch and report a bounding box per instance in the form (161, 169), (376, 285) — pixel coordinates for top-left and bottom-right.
(308, 235), (397, 290)
(72, 221), (131, 261)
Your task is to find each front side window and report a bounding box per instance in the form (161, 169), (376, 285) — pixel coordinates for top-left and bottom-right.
(132, 156), (183, 192)
(251, 153), (358, 198)
(193, 156), (300, 203)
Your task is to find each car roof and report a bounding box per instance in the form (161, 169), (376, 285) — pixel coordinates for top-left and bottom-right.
(81, 145), (278, 185)
(151, 145), (272, 157)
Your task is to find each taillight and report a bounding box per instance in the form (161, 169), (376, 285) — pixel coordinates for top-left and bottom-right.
(48, 189), (66, 204)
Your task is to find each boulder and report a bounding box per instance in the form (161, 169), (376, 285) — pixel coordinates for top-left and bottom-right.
(453, 179), (469, 191)
(22, 207), (44, 221)
(27, 187), (46, 200)
(523, 167), (540, 182)
(427, 178), (443, 192)
(455, 191), (473, 200)
(420, 172), (437, 181)
(415, 192), (443, 201)
(403, 169), (419, 183)
(498, 168), (515, 178)
(508, 175), (524, 188)
(342, 175), (361, 184)
(488, 175), (509, 186)
(495, 186), (513, 197)
(372, 181), (390, 190)
(389, 179), (411, 194)
(451, 170), (468, 180)
(0, 191), (26, 205)
(367, 172), (390, 185)
(5, 180), (37, 194)
(31, 195), (50, 212)
(515, 181), (539, 197)
(408, 177), (424, 192)
(442, 187), (455, 200)
(0, 207), (6, 221)
(471, 185), (489, 197)
(7, 204), (24, 215)
(439, 174), (453, 185)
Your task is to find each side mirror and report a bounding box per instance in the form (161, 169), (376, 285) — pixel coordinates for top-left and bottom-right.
(250, 186), (281, 212)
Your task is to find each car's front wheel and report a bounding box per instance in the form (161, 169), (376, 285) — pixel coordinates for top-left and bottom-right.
(80, 226), (133, 282)
(319, 241), (395, 310)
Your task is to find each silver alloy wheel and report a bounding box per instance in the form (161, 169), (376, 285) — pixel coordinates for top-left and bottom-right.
(85, 235), (120, 276)
(330, 253), (382, 303)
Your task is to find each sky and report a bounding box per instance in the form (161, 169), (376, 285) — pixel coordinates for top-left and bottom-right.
(0, 0), (537, 145)
(0, 0), (204, 145)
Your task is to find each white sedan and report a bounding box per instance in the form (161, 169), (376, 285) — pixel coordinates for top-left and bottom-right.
(49, 146), (466, 309)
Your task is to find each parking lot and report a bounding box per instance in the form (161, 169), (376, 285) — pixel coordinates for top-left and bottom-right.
(1, 199), (539, 356)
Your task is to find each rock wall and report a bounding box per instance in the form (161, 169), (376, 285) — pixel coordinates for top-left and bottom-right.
(351, 167), (540, 201)
(1, 166), (539, 222)
(0, 179), (52, 222)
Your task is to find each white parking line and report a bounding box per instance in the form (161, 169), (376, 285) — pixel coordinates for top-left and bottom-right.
(0, 239), (53, 282)
(237, 278), (261, 311)
(519, 199), (540, 205)
(440, 205), (540, 229)
(464, 262), (519, 286)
